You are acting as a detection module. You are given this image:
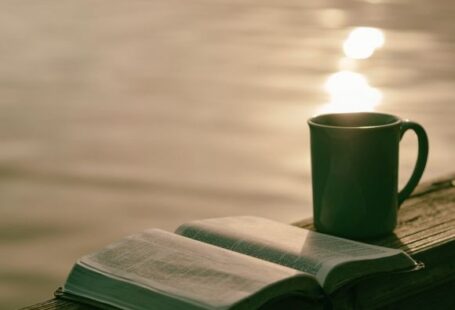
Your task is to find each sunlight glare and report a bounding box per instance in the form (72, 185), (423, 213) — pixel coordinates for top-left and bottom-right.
(319, 71), (382, 113)
(343, 27), (385, 59)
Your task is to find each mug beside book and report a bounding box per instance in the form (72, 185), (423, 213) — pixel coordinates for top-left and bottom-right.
(308, 112), (429, 239)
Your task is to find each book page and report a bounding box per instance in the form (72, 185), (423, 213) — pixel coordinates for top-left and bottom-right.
(176, 217), (415, 289)
(76, 229), (318, 310)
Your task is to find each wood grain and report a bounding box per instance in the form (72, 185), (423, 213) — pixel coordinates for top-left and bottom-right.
(294, 173), (455, 255)
(20, 299), (91, 310)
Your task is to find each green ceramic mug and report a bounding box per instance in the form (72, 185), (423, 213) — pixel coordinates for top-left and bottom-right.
(308, 112), (428, 239)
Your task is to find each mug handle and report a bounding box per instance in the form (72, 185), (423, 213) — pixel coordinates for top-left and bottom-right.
(398, 120), (429, 206)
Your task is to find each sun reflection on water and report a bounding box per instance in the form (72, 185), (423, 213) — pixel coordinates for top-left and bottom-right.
(319, 71), (382, 113)
(319, 27), (385, 114)
(343, 27), (385, 59)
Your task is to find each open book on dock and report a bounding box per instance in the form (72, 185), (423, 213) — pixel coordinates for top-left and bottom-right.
(60, 216), (421, 310)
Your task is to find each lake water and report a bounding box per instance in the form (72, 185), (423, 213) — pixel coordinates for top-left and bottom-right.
(1, 0), (454, 308)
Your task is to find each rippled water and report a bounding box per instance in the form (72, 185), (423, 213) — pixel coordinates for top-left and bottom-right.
(1, 0), (454, 308)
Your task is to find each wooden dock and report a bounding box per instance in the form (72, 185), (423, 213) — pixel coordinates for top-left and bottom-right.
(21, 173), (455, 309)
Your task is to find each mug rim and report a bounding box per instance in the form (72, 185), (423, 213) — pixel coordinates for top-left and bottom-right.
(308, 112), (402, 129)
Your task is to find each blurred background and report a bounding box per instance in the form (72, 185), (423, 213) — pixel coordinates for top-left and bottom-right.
(1, 0), (454, 308)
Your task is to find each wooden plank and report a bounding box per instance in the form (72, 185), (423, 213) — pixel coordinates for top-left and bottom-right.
(341, 174), (455, 309)
(21, 174), (455, 310)
(20, 299), (93, 310)
(294, 173), (455, 255)
(352, 241), (455, 309)
(375, 279), (455, 309)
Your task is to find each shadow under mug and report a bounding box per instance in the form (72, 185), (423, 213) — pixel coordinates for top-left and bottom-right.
(308, 112), (429, 239)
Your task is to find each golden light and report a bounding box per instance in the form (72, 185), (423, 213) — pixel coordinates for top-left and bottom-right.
(318, 9), (347, 29)
(343, 27), (385, 59)
(319, 71), (382, 113)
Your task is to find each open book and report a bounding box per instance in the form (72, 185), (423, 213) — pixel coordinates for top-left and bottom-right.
(61, 216), (420, 310)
